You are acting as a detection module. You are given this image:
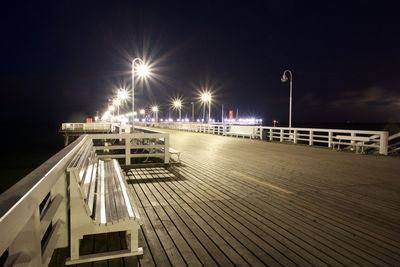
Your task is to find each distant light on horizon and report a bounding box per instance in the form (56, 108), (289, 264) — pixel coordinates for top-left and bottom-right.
(224, 117), (262, 125)
(152, 105), (159, 112)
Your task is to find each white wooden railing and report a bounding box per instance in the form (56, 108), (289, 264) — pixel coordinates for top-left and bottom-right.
(148, 122), (390, 155)
(388, 132), (400, 155)
(0, 130), (170, 266)
(0, 135), (86, 267)
(260, 126), (388, 155)
(90, 131), (170, 165)
(60, 122), (114, 132)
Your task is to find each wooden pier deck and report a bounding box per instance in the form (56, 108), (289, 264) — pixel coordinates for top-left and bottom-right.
(52, 129), (400, 266)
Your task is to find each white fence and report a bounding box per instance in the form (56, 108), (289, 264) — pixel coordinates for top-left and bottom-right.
(61, 123), (114, 132)
(260, 126), (388, 155)
(149, 122), (390, 155)
(0, 130), (170, 266)
(388, 132), (400, 155)
(0, 135), (86, 267)
(90, 132), (170, 165)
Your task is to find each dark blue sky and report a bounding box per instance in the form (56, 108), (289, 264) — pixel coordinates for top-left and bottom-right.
(1, 0), (399, 124)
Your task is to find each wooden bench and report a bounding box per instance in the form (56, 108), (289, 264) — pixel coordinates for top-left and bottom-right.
(169, 147), (181, 163)
(334, 135), (370, 154)
(66, 139), (143, 265)
(226, 125), (256, 139)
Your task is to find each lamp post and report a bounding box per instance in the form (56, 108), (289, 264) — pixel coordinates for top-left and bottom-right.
(113, 98), (121, 117)
(173, 99), (182, 121)
(139, 109), (145, 122)
(201, 92), (211, 123)
(152, 105), (159, 122)
(191, 102), (194, 122)
(281, 70), (293, 128)
(131, 58), (150, 128)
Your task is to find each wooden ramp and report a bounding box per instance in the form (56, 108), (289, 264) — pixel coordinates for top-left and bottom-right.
(52, 129), (400, 266)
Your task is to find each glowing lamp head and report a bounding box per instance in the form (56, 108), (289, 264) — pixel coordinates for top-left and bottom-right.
(118, 89), (129, 100)
(139, 109), (145, 115)
(137, 63), (151, 78)
(201, 92), (211, 103)
(152, 106), (158, 112)
(281, 74), (288, 83)
(173, 99), (182, 109)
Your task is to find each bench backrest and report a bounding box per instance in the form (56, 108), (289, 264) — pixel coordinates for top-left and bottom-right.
(67, 139), (98, 216)
(335, 135), (370, 142)
(67, 140), (95, 182)
(229, 125), (255, 135)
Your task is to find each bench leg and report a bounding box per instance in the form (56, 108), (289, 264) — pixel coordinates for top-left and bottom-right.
(70, 235), (80, 260)
(127, 230), (143, 255)
(128, 230), (137, 252)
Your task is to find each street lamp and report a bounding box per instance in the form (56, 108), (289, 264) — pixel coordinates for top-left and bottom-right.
(151, 105), (159, 122)
(172, 98), (182, 121)
(132, 58), (151, 127)
(200, 91), (212, 123)
(139, 109), (145, 121)
(113, 98), (121, 117)
(281, 70), (293, 128)
(109, 105), (115, 122)
(191, 102), (194, 122)
(117, 88), (129, 101)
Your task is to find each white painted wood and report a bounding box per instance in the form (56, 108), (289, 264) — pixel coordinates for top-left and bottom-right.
(0, 135), (87, 265)
(150, 122), (391, 155)
(67, 138), (143, 263)
(226, 125), (256, 138)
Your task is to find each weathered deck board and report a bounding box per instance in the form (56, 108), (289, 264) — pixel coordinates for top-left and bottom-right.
(51, 128), (400, 266)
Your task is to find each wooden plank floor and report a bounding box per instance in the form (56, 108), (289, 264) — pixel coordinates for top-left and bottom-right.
(53, 129), (400, 266)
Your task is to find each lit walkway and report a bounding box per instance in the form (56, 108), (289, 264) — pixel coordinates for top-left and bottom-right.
(53, 129), (400, 266)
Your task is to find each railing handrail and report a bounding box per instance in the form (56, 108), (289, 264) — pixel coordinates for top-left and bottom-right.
(259, 126), (386, 135)
(389, 132), (400, 141)
(150, 122), (387, 135)
(0, 135), (88, 255)
(61, 122), (112, 131)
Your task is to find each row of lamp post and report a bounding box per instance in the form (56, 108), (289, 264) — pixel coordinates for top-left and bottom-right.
(110, 56), (293, 129)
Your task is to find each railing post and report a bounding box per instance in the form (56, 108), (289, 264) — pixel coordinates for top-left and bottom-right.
(125, 135), (131, 165)
(269, 128), (273, 141)
(379, 131), (389, 155)
(280, 129), (284, 142)
(51, 174), (68, 248)
(328, 131), (333, 148)
(259, 127), (263, 140)
(164, 134), (170, 164)
(7, 208), (42, 267)
(309, 131), (314, 146)
(293, 130), (297, 144)
(350, 132), (356, 151)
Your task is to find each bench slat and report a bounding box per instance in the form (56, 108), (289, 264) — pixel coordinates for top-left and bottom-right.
(68, 140), (91, 169)
(82, 162), (94, 199)
(335, 135), (370, 142)
(94, 160), (105, 223)
(113, 159), (136, 220)
(87, 162), (98, 217)
(104, 161), (113, 224)
(110, 162), (127, 221)
(77, 143), (94, 181)
(107, 162), (118, 222)
(109, 161), (124, 222)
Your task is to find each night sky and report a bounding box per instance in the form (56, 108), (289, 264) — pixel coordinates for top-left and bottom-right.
(1, 0), (399, 125)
